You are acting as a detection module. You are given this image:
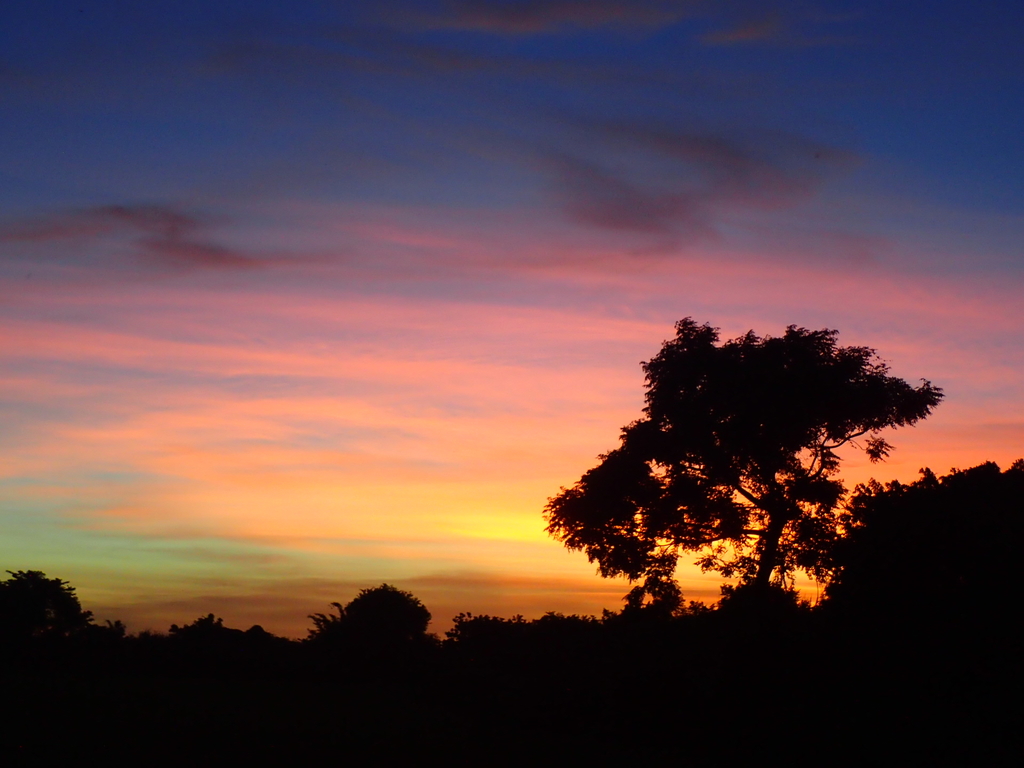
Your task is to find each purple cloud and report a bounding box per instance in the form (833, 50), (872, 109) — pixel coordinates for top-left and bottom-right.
(398, 1), (852, 50)
(701, 14), (783, 44)
(425, 0), (703, 34)
(539, 121), (856, 236)
(0, 205), (265, 270)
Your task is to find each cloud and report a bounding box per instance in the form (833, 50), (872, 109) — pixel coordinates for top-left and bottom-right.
(205, 24), (632, 93)
(540, 120), (856, 236)
(418, 0), (703, 34)
(700, 10), (854, 48)
(701, 14), (783, 44)
(0, 205), (266, 270)
(546, 153), (708, 235)
(401, 0), (849, 45)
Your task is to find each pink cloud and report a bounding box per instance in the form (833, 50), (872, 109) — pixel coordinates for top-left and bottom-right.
(538, 121), (857, 236)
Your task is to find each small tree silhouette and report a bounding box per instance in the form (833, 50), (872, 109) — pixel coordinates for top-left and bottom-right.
(0, 570), (94, 640)
(308, 584), (431, 647)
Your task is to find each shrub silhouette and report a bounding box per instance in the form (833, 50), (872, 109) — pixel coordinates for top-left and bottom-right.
(308, 584), (431, 647)
(826, 460), (1024, 620)
(0, 570), (94, 641)
(169, 613), (235, 638)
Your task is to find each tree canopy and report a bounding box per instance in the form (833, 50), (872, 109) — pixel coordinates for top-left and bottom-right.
(826, 460), (1024, 618)
(307, 583), (432, 646)
(545, 318), (943, 598)
(0, 570), (94, 640)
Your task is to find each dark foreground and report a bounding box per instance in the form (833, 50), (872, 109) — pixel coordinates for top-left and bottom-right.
(2, 610), (1018, 766)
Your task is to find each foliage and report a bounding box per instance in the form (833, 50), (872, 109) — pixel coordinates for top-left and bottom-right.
(716, 582), (810, 618)
(307, 584), (431, 645)
(0, 570), (94, 640)
(307, 602), (347, 641)
(169, 613), (229, 636)
(444, 612), (528, 651)
(826, 460), (1024, 617)
(545, 318), (943, 596)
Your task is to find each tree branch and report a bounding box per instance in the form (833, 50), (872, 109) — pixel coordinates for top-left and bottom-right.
(734, 485), (765, 508)
(821, 429), (870, 451)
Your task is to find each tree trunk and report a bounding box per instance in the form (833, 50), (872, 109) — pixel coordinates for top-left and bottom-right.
(752, 514), (788, 590)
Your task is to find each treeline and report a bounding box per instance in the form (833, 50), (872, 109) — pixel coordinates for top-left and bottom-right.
(2, 461), (1021, 762)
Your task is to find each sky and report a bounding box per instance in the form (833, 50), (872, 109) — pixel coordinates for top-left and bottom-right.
(2, 1), (1023, 637)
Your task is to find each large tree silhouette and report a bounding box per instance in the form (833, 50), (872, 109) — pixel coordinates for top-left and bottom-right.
(545, 319), (943, 598)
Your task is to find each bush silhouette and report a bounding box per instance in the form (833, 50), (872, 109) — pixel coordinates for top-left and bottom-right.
(308, 584), (431, 648)
(0, 570), (94, 641)
(826, 460), (1024, 621)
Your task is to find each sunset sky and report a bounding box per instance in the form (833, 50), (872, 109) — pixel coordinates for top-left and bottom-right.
(2, 1), (1023, 636)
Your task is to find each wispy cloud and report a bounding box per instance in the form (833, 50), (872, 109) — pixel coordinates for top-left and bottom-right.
(400, 0), (850, 46)
(539, 120), (856, 236)
(700, 11), (854, 47)
(414, 0), (703, 34)
(701, 14), (783, 44)
(0, 205), (268, 270)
